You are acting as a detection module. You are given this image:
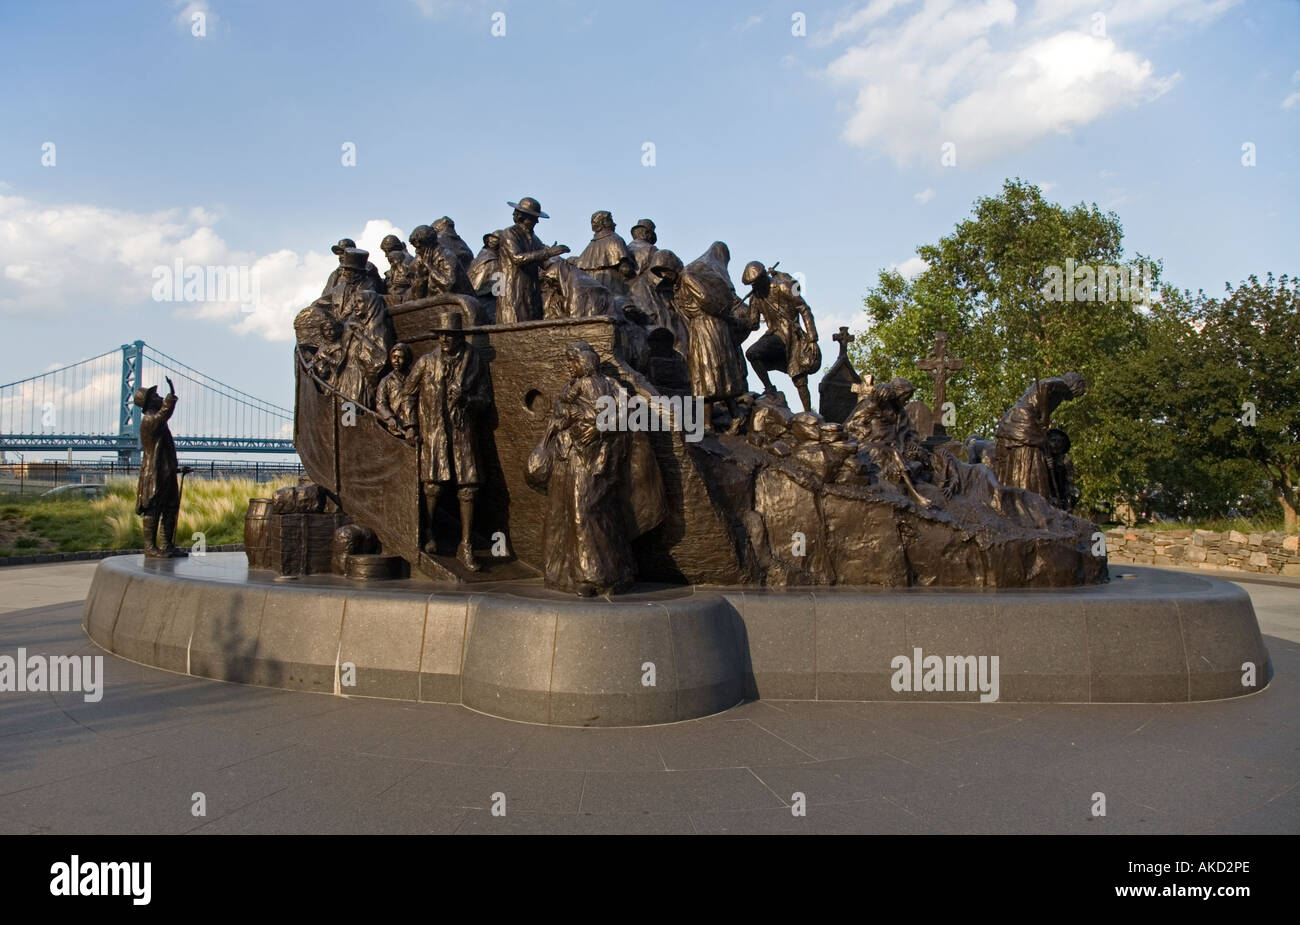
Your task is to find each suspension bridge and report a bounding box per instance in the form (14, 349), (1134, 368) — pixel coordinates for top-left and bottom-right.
(0, 341), (296, 461)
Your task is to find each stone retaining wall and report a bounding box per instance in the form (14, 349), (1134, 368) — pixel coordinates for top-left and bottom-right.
(1106, 528), (1300, 576)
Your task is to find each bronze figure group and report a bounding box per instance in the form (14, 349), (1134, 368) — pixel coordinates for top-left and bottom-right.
(277, 196), (1091, 594)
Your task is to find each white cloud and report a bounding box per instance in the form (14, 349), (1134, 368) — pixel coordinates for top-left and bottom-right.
(408, 0), (477, 17)
(893, 256), (930, 279)
(821, 0), (1232, 167)
(0, 189), (396, 343)
(914, 187), (936, 204)
(1283, 92), (1300, 110)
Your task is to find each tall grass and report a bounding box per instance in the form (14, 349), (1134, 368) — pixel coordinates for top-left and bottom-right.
(1125, 515), (1288, 534)
(95, 476), (297, 548)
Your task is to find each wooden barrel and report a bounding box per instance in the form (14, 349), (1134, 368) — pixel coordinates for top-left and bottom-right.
(244, 498), (275, 570)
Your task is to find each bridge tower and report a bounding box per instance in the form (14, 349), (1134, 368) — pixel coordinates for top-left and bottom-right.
(118, 340), (144, 464)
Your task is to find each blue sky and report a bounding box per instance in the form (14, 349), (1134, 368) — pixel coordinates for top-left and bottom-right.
(1, 0), (1297, 454)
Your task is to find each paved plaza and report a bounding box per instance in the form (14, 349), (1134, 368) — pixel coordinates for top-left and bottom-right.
(0, 561), (1296, 834)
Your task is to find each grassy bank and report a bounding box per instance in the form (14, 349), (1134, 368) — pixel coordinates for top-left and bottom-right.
(0, 476), (296, 557)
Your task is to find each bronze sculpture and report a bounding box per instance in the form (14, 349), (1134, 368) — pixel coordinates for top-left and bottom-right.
(994, 372), (1086, 502)
(743, 261), (821, 412)
(380, 234), (418, 306)
(323, 237), (385, 295)
(844, 377), (935, 505)
(629, 247), (687, 352)
(135, 378), (184, 557)
(282, 196), (1106, 593)
(575, 210), (635, 299)
(375, 342), (416, 440)
(627, 218), (658, 275)
(407, 224), (473, 300)
(468, 231), (501, 297)
(497, 198), (569, 323)
(432, 216), (475, 270)
(916, 331), (964, 442)
(675, 243), (749, 431)
(320, 248), (395, 408)
(818, 327), (863, 423)
(1046, 427), (1079, 511)
(403, 313), (490, 571)
(526, 342), (659, 596)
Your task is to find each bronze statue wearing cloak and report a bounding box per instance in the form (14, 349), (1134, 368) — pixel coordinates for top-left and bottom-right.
(575, 210), (636, 299)
(322, 248), (395, 409)
(432, 216), (475, 269)
(629, 247), (688, 353)
(526, 342), (665, 596)
(675, 242), (749, 429)
(994, 372), (1087, 500)
(468, 231), (501, 297)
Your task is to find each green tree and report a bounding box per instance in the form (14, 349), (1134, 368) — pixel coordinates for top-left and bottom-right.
(850, 178), (1158, 512)
(1085, 291), (1276, 522)
(1191, 274), (1300, 530)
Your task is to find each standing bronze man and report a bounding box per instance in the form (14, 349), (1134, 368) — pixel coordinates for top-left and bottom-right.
(497, 197), (569, 324)
(404, 314), (491, 571)
(575, 210), (635, 299)
(135, 377), (184, 557)
(743, 261), (820, 412)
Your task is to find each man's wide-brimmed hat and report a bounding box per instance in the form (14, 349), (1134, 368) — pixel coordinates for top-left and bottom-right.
(331, 237), (357, 256)
(132, 385), (159, 408)
(440, 312), (465, 332)
(380, 234), (405, 252)
(507, 197), (549, 219)
(631, 218), (656, 235)
(338, 248), (370, 271)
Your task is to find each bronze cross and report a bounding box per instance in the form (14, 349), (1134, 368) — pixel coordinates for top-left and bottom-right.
(850, 374), (875, 396)
(916, 331), (964, 418)
(833, 326), (854, 359)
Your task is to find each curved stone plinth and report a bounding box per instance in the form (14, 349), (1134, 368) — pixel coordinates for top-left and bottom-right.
(83, 554), (1272, 726)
